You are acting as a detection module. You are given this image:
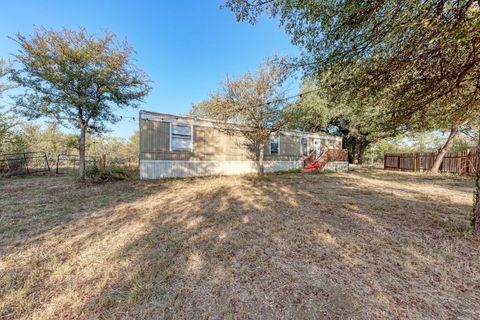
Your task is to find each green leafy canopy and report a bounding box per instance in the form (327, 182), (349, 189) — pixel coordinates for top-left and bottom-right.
(9, 27), (151, 133)
(225, 0), (480, 129)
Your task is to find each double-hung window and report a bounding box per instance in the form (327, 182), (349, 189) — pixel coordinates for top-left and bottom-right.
(301, 137), (308, 156)
(171, 123), (193, 151)
(270, 137), (279, 155)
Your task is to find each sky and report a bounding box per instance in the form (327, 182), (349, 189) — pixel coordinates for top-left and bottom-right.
(0, 0), (300, 138)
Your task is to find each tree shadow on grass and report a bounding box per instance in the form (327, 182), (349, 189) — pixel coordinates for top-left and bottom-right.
(354, 167), (473, 188)
(1, 172), (479, 319)
(0, 175), (175, 318)
(0, 176), (170, 254)
(75, 173), (479, 319)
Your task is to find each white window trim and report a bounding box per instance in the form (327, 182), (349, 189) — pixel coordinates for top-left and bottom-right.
(269, 135), (280, 156)
(169, 122), (194, 152)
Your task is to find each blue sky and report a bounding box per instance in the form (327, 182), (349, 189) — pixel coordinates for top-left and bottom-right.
(0, 0), (300, 138)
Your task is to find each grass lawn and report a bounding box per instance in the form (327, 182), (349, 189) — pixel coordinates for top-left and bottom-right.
(1, 169), (479, 319)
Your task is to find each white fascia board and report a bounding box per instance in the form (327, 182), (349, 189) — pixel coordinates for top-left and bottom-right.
(280, 130), (342, 141)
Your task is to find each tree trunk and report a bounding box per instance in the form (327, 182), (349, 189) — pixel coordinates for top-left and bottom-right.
(353, 135), (361, 164)
(78, 124), (87, 181)
(258, 141), (265, 177)
(357, 141), (370, 165)
(472, 128), (480, 234)
(430, 126), (459, 173)
(347, 141), (355, 163)
(473, 167), (480, 234)
(342, 136), (355, 163)
(352, 134), (370, 164)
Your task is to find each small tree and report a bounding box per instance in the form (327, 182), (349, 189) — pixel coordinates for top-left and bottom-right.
(191, 57), (288, 176)
(10, 28), (151, 180)
(0, 58), (9, 93)
(0, 58), (23, 154)
(0, 58), (10, 142)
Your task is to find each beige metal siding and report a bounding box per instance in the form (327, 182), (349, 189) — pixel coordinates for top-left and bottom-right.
(140, 120), (170, 160)
(140, 120), (256, 161)
(264, 135), (302, 161)
(281, 135), (301, 156)
(140, 118), (341, 161)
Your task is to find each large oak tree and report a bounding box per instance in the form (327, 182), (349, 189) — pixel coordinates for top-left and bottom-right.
(225, 0), (480, 232)
(10, 28), (151, 180)
(285, 77), (403, 163)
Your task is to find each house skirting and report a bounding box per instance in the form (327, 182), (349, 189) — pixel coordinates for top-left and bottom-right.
(324, 161), (349, 172)
(139, 160), (304, 179)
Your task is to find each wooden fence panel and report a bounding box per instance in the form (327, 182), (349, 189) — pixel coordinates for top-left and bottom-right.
(384, 150), (480, 175)
(468, 152), (480, 174)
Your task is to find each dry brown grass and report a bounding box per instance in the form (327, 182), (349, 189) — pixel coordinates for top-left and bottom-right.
(1, 169), (479, 319)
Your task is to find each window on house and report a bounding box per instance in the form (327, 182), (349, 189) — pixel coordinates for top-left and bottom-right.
(171, 124), (193, 151)
(301, 137), (308, 156)
(270, 137), (279, 155)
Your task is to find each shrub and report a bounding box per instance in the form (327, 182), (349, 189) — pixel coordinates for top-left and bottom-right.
(85, 165), (101, 179)
(108, 166), (131, 180)
(84, 165), (133, 183)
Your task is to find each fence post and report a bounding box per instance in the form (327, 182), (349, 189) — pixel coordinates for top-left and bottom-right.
(100, 153), (107, 169)
(467, 150), (472, 175)
(384, 154), (387, 170)
(23, 153), (30, 174)
(397, 155), (401, 170)
(440, 153), (444, 172)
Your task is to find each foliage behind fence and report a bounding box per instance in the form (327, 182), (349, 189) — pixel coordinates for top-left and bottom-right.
(0, 152), (51, 177)
(1, 152), (138, 177)
(384, 150), (480, 175)
(55, 155), (98, 175)
(55, 155), (137, 175)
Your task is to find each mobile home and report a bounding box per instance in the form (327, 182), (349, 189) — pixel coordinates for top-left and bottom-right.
(139, 110), (347, 179)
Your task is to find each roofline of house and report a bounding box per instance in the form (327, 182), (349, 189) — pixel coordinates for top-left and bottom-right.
(139, 110), (342, 141)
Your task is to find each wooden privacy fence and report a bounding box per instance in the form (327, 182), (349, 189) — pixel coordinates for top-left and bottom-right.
(384, 150), (480, 175)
